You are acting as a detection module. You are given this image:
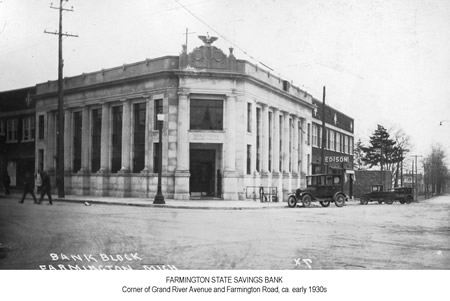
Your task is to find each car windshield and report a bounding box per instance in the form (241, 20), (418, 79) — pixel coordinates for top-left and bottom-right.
(307, 175), (341, 187)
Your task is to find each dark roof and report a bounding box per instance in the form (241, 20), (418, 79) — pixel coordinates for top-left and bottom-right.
(0, 86), (36, 112)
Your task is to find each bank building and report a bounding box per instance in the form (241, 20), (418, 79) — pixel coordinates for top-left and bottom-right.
(28, 36), (353, 201)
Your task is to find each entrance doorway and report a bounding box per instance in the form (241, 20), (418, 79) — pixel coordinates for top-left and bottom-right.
(190, 149), (216, 196)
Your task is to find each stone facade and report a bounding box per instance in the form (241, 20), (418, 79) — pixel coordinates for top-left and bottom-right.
(33, 37), (316, 201)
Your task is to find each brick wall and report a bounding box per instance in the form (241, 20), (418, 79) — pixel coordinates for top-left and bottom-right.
(354, 170), (392, 198)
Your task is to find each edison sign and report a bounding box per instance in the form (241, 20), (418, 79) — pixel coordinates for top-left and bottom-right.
(324, 156), (350, 163)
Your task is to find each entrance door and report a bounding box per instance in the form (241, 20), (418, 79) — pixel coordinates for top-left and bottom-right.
(190, 149), (215, 196)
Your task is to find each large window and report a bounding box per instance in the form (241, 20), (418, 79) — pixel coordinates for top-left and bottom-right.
(111, 106), (122, 173)
(6, 119), (18, 142)
(246, 145), (252, 175)
(343, 135), (348, 154)
(190, 99), (223, 130)
(256, 107), (261, 172)
(133, 103), (146, 173)
(307, 123), (310, 145)
(268, 112), (272, 172)
(350, 137), (354, 155)
(247, 103), (252, 132)
(154, 99), (162, 130)
(22, 116), (35, 142)
(91, 108), (102, 173)
(289, 118), (292, 172)
(72, 111), (82, 172)
(0, 120), (5, 136)
(38, 115), (44, 140)
(153, 142), (160, 173)
(336, 132), (341, 153)
(279, 116), (283, 171)
(329, 129), (335, 151)
(312, 124), (318, 147)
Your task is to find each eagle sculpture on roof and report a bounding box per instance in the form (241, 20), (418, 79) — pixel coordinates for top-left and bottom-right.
(198, 35), (218, 45)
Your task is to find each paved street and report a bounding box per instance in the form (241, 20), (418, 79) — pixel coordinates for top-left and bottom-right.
(0, 195), (449, 270)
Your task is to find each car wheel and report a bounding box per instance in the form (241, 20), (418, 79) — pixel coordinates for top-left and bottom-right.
(320, 200), (330, 207)
(378, 200), (383, 204)
(385, 197), (394, 205)
(399, 199), (406, 204)
(334, 194), (345, 207)
(287, 196), (297, 208)
(405, 196), (413, 204)
(360, 198), (368, 205)
(302, 194), (312, 207)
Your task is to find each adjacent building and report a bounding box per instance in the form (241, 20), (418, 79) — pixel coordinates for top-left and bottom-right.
(310, 98), (355, 196)
(0, 87), (36, 189)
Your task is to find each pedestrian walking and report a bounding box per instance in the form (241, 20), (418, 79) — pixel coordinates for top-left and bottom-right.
(19, 171), (37, 204)
(3, 172), (10, 195)
(35, 171), (42, 194)
(38, 171), (52, 205)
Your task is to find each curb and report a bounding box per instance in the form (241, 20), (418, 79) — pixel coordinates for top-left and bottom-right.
(53, 198), (289, 210)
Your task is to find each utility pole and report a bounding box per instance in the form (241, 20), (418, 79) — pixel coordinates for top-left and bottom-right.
(44, 0), (78, 198)
(411, 154), (423, 200)
(320, 86), (326, 174)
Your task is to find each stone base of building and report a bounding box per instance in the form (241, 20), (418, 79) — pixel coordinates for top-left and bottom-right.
(174, 170), (190, 200)
(282, 172), (291, 201)
(222, 171), (238, 200)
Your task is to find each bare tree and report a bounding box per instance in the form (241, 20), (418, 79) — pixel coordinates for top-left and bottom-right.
(389, 127), (412, 187)
(423, 144), (448, 196)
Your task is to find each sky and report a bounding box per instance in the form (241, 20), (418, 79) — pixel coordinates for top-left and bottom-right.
(1, 0), (449, 170)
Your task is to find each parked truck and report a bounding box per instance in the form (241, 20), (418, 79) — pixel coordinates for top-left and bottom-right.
(359, 185), (413, 205)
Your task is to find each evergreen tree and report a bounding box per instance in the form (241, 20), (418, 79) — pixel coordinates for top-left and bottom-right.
(360, 125), (400, 172)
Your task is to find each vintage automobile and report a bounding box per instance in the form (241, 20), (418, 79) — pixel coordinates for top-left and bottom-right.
(287, 174), (348, 208)
(359, 185), (413, 205)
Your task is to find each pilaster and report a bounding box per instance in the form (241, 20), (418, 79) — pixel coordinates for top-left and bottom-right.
(222, 93), (238, 200)
(174, 91), (190, 200)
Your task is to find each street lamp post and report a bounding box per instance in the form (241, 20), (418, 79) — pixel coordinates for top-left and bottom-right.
(153, 113), (165, 204)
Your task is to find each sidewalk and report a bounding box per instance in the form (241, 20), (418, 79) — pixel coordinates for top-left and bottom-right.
(1, 191), (288, 209)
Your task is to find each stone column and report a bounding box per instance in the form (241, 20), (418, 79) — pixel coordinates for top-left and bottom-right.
(119, 99), (131, 197)
(63, 109), (72, 193)
(299, 118), (306, 187)
(99, 103), (110, 173)
(260, 103), (270, 188)
(98, 103), (110, 196)
(282, 111), (290, 173)
(46, 111), (56, 173)
(223, 93), (238, 200)
(292, 115), (299, 188)
(80, 106), (90, 173)
(272, 108), (281, 201)
(120, 99), (131, 173)
(78, 106), (90, 195)
(174, 91), (190, 200)
(272, 108), (280, 174)
(282, 111), (291, 198)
